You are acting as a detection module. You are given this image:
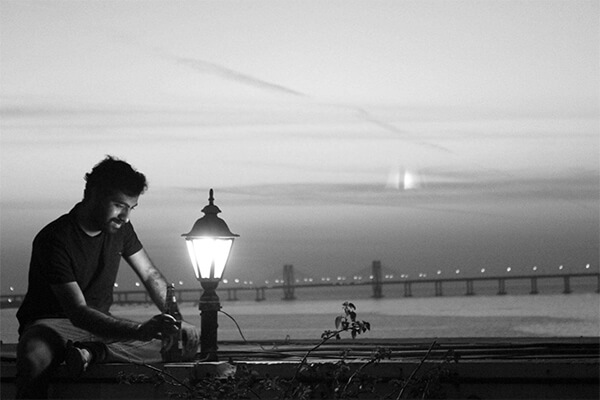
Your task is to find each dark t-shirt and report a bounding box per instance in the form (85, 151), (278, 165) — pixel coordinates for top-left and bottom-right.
(16, 203), (143, 333)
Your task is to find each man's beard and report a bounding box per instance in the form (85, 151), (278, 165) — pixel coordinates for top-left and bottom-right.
(104, 218), (124, 234)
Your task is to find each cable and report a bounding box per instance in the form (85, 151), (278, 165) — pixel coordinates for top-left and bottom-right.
(219, 309), (248, 343)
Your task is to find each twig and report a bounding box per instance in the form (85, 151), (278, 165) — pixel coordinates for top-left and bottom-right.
(396, 340), (437, 400)
(134, 361), (195, 393)
(339, 355), (378, 397)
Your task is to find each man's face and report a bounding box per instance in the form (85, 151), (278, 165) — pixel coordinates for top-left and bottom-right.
(91, 191), (139, 234)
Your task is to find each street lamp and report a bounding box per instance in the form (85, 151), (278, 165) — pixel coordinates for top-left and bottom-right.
(182, 189), (239, 361)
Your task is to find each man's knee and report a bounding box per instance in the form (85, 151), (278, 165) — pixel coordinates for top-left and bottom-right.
(17, 324), (65, 376)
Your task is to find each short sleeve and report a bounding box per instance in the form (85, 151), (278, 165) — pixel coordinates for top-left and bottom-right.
(121, 222), (143, 258)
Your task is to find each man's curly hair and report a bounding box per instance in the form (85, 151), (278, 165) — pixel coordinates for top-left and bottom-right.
(84, 156), (148, 200)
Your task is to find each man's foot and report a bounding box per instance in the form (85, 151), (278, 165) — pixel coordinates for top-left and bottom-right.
(65, 340), (93, 378)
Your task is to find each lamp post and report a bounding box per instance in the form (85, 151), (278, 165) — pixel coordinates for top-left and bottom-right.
(182, 189), (239, 361)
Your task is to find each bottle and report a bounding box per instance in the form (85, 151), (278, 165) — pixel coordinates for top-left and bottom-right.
(161, 283), (183, 362)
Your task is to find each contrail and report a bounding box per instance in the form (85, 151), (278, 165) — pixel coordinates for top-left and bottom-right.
(153, 46), (456, 154)
(172, 54), (307, 97)
(353, 106), (454, 154)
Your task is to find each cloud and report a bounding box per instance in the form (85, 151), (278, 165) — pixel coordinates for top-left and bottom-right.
(175, 169), (599, 218)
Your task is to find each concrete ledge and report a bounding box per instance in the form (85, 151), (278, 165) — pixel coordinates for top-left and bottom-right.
(2, 338), (599, 399)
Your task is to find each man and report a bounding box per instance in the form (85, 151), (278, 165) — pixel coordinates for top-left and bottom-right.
(15, 156), (200, 399)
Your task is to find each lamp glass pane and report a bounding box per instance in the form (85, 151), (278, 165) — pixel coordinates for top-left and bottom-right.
(187, 238), (233, 280)
(212, 239), (233, 279)
(185, 241), (200, 280)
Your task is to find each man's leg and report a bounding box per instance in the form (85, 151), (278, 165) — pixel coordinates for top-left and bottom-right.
(16, 319), (104, 398)
(16, 324), (65, 399)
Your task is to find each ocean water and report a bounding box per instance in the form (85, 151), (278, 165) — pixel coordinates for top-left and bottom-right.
(2, 291), (598, 343)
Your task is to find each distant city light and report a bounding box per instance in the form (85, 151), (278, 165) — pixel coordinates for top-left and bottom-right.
(437, 270), (442, 275)
(135, 282), (140, 287)
(8, 298), (12, 303)
(178, 281), (184, 286)
(9, 286), (14, 291)
(369, 275), (374, 280)
(533, 266), (538, 271)
(114, 283), (119, 288)
(506, 267), (512, 272)
(249, 281), (253, 285)
(455, 269), (460, 274)
(559, 265), (564, 270)
(234, 278), (240, 284)
(586, 264), (590, 269)
(223, 279), (229, 284)
(265, 280), (269, 285)
(480, 268), (486, 273)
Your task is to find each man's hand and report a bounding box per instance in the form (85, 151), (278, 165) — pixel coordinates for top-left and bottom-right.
(137, 314), (179, 341)
(180, 321), (200, 360)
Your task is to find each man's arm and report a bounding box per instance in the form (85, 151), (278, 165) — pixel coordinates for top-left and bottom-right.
(126, 248), (200, 359)
(125, 248), (169, 312)
(51, 281), (175, 340)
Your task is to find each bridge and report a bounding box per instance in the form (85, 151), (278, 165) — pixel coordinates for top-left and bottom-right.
(2, 262), (598, 307)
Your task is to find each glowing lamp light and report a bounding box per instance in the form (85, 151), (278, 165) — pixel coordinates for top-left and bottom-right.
(183, 189), (238, 282)
(182, 189), (238, 361)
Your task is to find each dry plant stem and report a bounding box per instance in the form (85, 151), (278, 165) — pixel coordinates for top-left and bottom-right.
(340, 354), (380, 396)
(396, 340), (437, 400)
(292, 330), (339, 379)
(135, 361), (194, 392)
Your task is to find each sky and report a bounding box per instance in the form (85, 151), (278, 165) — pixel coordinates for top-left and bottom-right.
(1, 0), (598, 294)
